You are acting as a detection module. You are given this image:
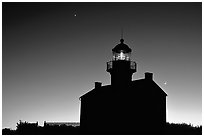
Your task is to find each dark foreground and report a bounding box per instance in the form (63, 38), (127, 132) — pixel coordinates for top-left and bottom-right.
(2, 122), (202, 135)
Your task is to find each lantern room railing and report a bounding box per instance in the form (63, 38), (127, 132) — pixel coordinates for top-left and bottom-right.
(130, 61), (136, 70)
(107, 61), (113, 71)
(107, 60), (136, 72)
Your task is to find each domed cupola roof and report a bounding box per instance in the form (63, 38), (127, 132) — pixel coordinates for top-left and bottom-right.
(112, 39), (132, 53)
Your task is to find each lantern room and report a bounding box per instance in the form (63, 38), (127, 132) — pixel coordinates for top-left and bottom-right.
(112, 39), (132, 61)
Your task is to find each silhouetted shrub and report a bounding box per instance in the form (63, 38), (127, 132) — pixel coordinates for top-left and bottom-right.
(165, 122), (202, 135)
(2, 128), (15, 135)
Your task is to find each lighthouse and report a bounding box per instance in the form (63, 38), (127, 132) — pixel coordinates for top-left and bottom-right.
(80, 38), (167, 134)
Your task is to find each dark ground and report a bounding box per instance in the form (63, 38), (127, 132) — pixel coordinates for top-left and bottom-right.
(2, 122), (202, 135)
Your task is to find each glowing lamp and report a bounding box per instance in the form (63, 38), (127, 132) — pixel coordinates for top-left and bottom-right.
(113, 50), (130, 61)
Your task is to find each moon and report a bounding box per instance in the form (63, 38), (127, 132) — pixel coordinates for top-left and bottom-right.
(74, 14), (77, 17)
(164, 82), (167, 85)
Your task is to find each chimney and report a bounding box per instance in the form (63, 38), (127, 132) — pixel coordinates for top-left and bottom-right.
(95, 82), (102, 89)
(145, 72), (153, 80)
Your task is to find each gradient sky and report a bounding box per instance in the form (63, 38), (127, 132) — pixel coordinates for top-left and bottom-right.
(2, 2), (202, 129)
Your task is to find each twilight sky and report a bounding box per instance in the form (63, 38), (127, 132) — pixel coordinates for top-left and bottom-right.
(2, 2), (202, 129)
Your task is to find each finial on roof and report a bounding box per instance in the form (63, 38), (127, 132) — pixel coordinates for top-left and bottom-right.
(120, 27), (124, 44)
(121, 27), (123, 39)
(120, 38), (124, 44)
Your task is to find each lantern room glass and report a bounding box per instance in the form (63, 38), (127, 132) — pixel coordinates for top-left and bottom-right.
(113, 50), (131, 61)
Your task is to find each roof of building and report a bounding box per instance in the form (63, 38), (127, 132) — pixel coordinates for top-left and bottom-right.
(112, 39), (132, 53)
(80, 78), (167, 100)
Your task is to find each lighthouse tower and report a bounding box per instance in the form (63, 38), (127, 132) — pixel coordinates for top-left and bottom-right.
(106, 39), (136, 87)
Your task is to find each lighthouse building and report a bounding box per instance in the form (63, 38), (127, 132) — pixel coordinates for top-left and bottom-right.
(79, 39), (167, 134)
